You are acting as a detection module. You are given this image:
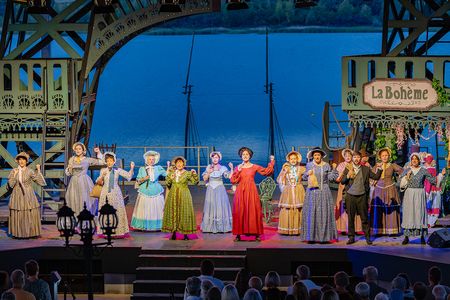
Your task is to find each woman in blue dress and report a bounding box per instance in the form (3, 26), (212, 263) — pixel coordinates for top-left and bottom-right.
(131, 150), (170, 231)
(201, 151), (233, 233)
(301, 147), (339, 243)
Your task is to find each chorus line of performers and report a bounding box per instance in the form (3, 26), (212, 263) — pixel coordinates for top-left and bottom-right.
(6, 144), (447, 246)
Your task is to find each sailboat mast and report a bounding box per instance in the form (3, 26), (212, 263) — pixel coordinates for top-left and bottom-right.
(266, 28), (275, 157)
(184, 33), (196, 159)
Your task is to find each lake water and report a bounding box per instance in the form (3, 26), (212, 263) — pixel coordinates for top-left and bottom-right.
(89, 32), (385, 167)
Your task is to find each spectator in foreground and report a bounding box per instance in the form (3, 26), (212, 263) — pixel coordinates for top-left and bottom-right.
(362, 267), (387, 300)
(249, 277), (264, 299)
(432, 285), (448, 300)
(200, 280), (214, 300)
(222, 284), (240, 300)
(334, 272), (353, 300)
(186, 277), (202, 300)
(7, 270), (35, 300)
(244, 288), (263, 300)
(292, 281), (309, 300)
(199, 260), (225, 290)
(288, 266), (320, 294)
(0, 272), (9, 295)
(24, 260), (51, 300)
(425, 267), (450, 300)
(205, 287), (221, 300)
(235, 269), (252, 300)
(390, 276), (407, 300)
(1, 291), (16, 300)
(264, 271), (286, 300)
(310, 289), (323, 300)
(354, 283), (370, 300)
(414, 282), (428, 300)
(322, 290), (340, 300)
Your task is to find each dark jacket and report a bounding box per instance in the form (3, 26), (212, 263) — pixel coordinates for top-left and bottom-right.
(341, 165), (382, 195)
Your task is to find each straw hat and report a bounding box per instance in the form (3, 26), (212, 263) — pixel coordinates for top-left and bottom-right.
(376, 147), (392, 161)
(307, 147), (326, 160)
(285, 150), (302, 162)
(210, 151), (222, 161)
(171, 156), (187, 166)
(143, 150), (160, 164)
(15, 152), (30, 162)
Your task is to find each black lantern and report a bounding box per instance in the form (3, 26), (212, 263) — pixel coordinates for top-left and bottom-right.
(56, 201), (76, 247)
(98, 197), (118, 245)
(77, 203), (96, 244)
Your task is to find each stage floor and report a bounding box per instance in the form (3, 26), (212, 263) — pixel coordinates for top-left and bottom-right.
(0, 186), (449, 265)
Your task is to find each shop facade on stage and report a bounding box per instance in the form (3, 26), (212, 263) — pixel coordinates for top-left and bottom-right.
(96, 152), (134, 238)
(131, 151), (168, 231)
(201, 151), (233, 234)
(7, 152), (47, 239)
(300, 147), (338, 243)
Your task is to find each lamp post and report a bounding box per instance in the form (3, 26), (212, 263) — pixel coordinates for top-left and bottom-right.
(57, 198), (118, 300)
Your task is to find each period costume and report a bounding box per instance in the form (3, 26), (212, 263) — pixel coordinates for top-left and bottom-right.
(201, 152), (232, 233)
(131, 151), (167, 231)
(335, 149), (363, 234)
(423, 154), (442, 226)
(96, 152), (133, 237)
(65, 142), (104, 217)
(7, 152), (46, 238)
(341, 160), (382, 244)
(162, 156), (199, 234)
(370, 148), (403, 235)
(277, 151), (305, 235)
(300, 148), (338, 242)
(230, 150), (274, 237)
(400, 154), (437, 241)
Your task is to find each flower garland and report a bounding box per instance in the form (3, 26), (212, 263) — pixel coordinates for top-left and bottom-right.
(432, 79), (450, 106)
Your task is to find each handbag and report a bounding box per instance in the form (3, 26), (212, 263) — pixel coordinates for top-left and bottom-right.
(90, 184), (103, 198)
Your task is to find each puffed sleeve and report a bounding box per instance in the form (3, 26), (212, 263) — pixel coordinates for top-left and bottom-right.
(65, 157), (74, 176)
(423, 168), (437, 185)
(222, 166), (231, 179)
(302, 163), (312, 181)
(327, 163), (339, 181)
(256, 160), (274, 176)
(136, 167), (146, 180)
(188, 171), (199, 185)
(88, 153), (105, 166)
(166, 170), (174, 189)
(230, 167), (242, 184)
(159, 165), (167, 177)
(392, 163), (404, 174)
(30, 169), (47, 186)
(118, 168), (133, 181)
(7, 169), (17, 188)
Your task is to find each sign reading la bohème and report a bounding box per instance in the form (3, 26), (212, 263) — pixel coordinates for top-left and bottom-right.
(363, 79), (438, 111)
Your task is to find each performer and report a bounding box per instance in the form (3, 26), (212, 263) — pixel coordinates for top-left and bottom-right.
(65, 142), (104, 217)
(300, 147), (338, 243)
(399, 153), (443, 245)
(131, 151), (170, 231)
(201, 151), (233, 233)
(7, 152), (46, 239)
(277, 150), (305, 235)
(230, 147), (274, 241)
(96, 152), (134, 238)
(370, 147), (403, 236)
(162, 156), (199, 240)
(335, 148), (363, 235)
(423, 154), (442, 227)
(341, 151), (382, 245)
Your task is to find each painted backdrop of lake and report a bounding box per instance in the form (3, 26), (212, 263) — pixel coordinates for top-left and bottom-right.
(90, 33), (381, 166)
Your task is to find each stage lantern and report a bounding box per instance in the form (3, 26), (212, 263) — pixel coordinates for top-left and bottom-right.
(56, 202), (76, 247)
(77, 203), (96, 244)
(98, 197), (118, 245)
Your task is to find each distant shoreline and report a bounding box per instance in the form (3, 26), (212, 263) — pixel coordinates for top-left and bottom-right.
(146, 26), (382, 35)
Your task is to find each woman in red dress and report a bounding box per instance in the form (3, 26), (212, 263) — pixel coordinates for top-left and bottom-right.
(230, 147), (274, 241)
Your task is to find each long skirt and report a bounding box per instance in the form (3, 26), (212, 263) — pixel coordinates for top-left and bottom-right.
(162, 186), (197, 234)
(66, 174), (98, 217)
(370, 183), (401, 235)
(278, 185), (304, 235)
(300, 186), (337, 242)
(9, 207), (41, 238)
(98, 188), (129, 237)
(201, 185), (232, 233)
(402, 188), (427, 237)
(131, 193), (165, 231)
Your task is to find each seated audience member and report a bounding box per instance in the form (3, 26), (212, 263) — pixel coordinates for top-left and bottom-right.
(201, 280), (214, 300)
(1, 291), (16, 300)
(310, 289), (323, 300)
(7, 270), (35, 300)
(425, 267), (450, 300)
(414, 282), (428, 300)
(199, 260), (225, 290)
(373, 293), (388, 300)
(264, 271), (286, 300)
(24, 260), (51, 300)
(222, 284), (240, 300)
(0, 272), (9, 295)
(432, 285), (447, 300)
(206, 287), (221, 300)
(390, 276), (407, 300)
(397, 273), (414, 299)
(235, 269), (252, 299)
(249, 277), (264, 299)
(244, 288), (263, 300)
(354, 283), (370, 300)
(288, 266), (320, 294)
(334, 272), (353, 300)
(186, 277), (202, 300)
(362, 267), (387, 300)
(322, 290), (339, 300)
(292, 281), (309, 300)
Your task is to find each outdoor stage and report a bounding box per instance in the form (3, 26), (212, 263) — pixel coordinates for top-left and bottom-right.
(0, 186), (449, 299)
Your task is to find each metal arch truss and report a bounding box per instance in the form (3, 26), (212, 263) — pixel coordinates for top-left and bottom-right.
(382, 0), (450, 56)
(347, 111), (450, 131)
(0, 0), (220, 203)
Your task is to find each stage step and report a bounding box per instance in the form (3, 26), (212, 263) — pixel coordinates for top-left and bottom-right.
(136, 266), (242, 280)
(138, 254), (246, 267)
(132, 250), (247, 299)
(131, 292), (184, 300)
